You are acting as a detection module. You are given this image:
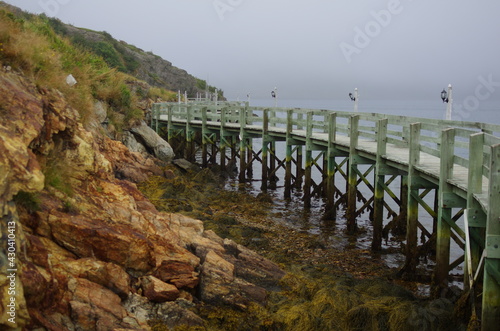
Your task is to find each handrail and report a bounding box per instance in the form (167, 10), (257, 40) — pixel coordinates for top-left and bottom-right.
(152, 101), (500, 213)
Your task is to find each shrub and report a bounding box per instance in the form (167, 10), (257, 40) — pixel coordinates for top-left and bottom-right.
(43, 156), (74, 197)
(14, 191), (41, 213)
(148, 87), (177, 102)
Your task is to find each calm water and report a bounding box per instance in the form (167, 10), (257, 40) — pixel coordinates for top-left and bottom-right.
(249, 98), (500, 124)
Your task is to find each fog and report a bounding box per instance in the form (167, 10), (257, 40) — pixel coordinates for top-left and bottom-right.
(8, 0), (500, 107)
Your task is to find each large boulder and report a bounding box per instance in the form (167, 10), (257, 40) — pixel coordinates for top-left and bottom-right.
(130, 121), (174, 162)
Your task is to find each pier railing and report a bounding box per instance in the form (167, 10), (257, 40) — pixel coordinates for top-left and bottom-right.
(151, 101), (500, 180)
(151, 101), (500, 329)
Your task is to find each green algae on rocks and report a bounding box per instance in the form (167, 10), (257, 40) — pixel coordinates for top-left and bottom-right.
(139, 163), (466, 331)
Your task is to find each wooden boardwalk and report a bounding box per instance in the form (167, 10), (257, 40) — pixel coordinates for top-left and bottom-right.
(151, 100), (500, 329)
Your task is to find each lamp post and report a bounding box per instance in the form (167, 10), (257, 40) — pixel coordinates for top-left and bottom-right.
(441, 84), (452, 120)
(349, 88), (359, 112)
(271, 87), (277, 107)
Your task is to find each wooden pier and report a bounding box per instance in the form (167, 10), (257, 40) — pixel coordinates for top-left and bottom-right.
(151, 100), (500, 330)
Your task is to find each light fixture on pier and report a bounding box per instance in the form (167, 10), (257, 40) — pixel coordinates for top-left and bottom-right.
(441, 84), (452, 120)
(441, 89), (449, 103)
(349, 88), (359, 112)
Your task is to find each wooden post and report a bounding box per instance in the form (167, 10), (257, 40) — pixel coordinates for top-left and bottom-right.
(373, 118), (388, 251)
(325, 113), (337, 215)
(245, 104), (253, 178)
(239, 106), (247, 182)
(285, 109), (293, 198)
(201, 107), (208, 167)
(322, 152), (328, 198)
(404, 122), (421, 277)
(185, 105), (195, 161)
(270, 141), (277, 189)
(246, 138), (253, 178)
(261, 109), (269, 191)
(294, 113), (304, 189)
(295, 145), (303, 190)
(347, 115), (360, 234)
(220, 108), (227, 171)
(466, 133), (486, 289)
(433, 128), (455, 294)
(211, 142), (217, 164)
(482, 143), (500, 330)
(150, 103), (155, 128)
(304, 112), (314, 208)
(231, 135), (237, 164)
(167, 106), (173, 141)
(400, 175), (409, 232)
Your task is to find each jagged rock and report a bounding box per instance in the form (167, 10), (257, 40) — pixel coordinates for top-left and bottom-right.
(140, 276), (180, 303)
(172, 158), (200, 172)
(199, 250), (235, 302)
(63, 259), (131, 299)
(68, 278), (147, 330)
(100, 137), (164, 183)
(153, 260), (199, 290)
(130, 121), (174, 163)
(47, 211), (156, 272)
(124, 294), (204, 329)
(153, 301), (205, 329)
(230, 241), (286, 288)
(94, 101), (108, 124)
(123, 131), (148, 155)
(0, 74), (45, 207)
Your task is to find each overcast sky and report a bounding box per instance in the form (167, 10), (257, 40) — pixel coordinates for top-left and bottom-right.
(7, 0), (500, 105)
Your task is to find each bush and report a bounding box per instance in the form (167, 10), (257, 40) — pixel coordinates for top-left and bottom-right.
(148, 87), (177, 102)
(14, 191), (41, 213)
(43, 156), (74, 197)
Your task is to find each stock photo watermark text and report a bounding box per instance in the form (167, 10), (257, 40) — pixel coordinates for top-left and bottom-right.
(453, 74), (500, 120)
(5, 218), (18, 326)
(213, 0), (244, 21)
(38, 0), (71, 17)
(340, 0), (413, 64)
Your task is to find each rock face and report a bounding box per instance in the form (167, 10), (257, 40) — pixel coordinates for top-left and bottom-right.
(0, 70), (284, 330)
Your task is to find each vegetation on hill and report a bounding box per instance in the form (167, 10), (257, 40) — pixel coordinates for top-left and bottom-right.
(0, 6), (179, 129)
(42, 14), (223, 99)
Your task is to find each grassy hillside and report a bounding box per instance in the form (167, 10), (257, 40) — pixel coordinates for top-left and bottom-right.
(43, 15), (223, 99)
(0, 5), (180, 130)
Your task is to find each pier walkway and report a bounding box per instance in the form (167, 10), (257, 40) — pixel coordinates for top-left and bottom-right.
(151, 100), (500, 329)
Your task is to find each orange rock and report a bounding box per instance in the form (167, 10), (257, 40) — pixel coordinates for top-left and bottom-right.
(154, 260), (199, 290)
(140, 276), (180, 303)
(48, 211), (156, 272)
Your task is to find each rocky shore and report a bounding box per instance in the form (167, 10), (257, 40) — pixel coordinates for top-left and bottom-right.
(0, 69), (284, 330)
